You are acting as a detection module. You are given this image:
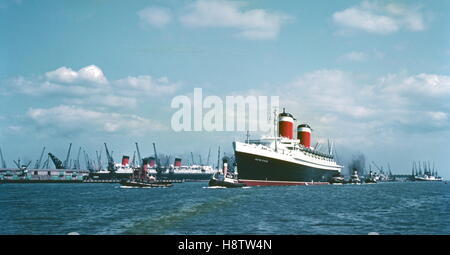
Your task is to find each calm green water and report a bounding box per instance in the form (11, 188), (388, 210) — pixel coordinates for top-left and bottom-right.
(1, 182), (449, 234)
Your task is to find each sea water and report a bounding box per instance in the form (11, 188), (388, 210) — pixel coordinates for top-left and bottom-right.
(0, 182), (449, 234)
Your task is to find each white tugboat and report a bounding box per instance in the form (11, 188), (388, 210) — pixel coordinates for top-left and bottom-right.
(347, 170), (361, 184)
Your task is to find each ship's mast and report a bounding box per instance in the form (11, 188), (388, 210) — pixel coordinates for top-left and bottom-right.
(217, 146), (221, 170)
(152, 142), (158, 170)
(274, 108), (278, 152)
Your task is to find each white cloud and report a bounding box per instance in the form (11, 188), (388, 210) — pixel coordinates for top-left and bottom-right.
(375, 73), (450, 98)
(138, 7), (172, 28)
(64, 95), (139, 109)
(333, 1), (426, 34)
(114, 75), (178, 96)
(179, 0), (291, 40)
(339, 51), (368, 62)
(46, 65), (108, 85)
(27, 105), (165, 135)
(45, 67), (78, 83)
(4, 65), (179, 108)
(284, 70), (376, 120)
(427, 111), (448, 122)
(265, 70), (450, 148)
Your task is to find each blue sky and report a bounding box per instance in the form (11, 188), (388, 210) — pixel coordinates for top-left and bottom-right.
(1, 0), (450, 177)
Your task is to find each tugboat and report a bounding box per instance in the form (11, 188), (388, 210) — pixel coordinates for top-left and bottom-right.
(208, 157), (246, 188)
(120, 158), (173, 188)
(347, 169), (361, 184)
(364, 171), (378, 184)
(329, 173), (345, 185)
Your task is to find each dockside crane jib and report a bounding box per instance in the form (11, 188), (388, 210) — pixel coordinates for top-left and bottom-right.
(34, 147), (46, 169)
(104, 143), (116, 172)
(63, 143), (72, 169)
(0, 146), (7, 168)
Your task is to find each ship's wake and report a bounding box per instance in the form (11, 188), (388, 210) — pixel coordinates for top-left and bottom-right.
(122, 195), (246, 234)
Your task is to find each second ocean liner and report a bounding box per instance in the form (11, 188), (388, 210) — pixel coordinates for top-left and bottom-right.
(234, 109), (342, 186)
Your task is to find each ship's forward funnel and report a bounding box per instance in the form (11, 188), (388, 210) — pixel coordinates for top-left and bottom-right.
(297, 124), (311, 148)
(278, 109), (294, 139)
(121, 156), (129, 166)
(174, 158), (182, 167)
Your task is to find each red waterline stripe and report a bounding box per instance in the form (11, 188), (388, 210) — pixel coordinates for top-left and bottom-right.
(239, 179), (330, 186)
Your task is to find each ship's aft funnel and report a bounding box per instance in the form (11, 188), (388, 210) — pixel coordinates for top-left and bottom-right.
(297, 124), (312, 148)
(174, 158), (182, 167)
(278, 108), (294, 139)
(121, 156), (130, 166)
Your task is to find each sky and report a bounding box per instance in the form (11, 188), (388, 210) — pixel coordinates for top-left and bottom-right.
(0, 0), (449, 177)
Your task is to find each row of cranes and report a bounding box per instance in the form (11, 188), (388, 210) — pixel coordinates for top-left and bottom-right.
(0, 142), (225, 173)
(0, 144), (83, 171)
(411, 161), (440, 177)
(347, 159), (394, 182)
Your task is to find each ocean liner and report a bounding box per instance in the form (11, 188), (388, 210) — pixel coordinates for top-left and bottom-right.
(234, 109), (342, 186)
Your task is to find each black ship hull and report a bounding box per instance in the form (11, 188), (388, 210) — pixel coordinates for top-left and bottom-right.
(89, 172), (132, 180)
(208, 178), (246, 188)
(235, 151), (339, 186)
(119, 179), (173, 188)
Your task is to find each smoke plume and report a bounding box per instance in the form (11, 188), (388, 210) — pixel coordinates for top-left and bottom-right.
(347, 153), (366, 176)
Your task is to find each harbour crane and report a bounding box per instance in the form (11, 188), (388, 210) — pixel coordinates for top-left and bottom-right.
(206, 148), (211, 166)
(96, 149), (103, 171)
(84, 150), (94, 172)
(48, 153), (64, 169)
(104, 143), (116, 172)
(131, 151), (136, 167)
(34, 147), (46, 169)
(199, 155), (203, 166)
(42, 155), (50, 169)
(13, 158), (31, 170)
(0, 146), (6, 168)
(387, 163), (393, 176)
(74, 147), (81, 170)
(191, 152), (195, 166)
(62, 143), (72, 169)
(371, 161), (383, 173)
(135, 142), (142, 167)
